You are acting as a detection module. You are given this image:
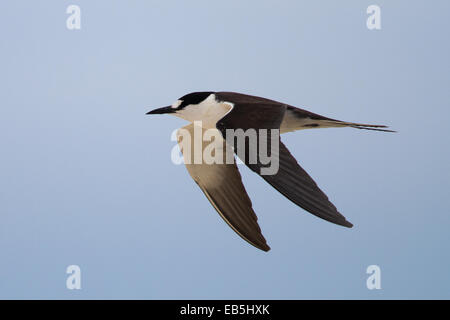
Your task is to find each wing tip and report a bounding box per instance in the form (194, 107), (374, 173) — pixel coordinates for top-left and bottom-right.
(326, 216), (353, 228)
(341, 220), (353, 228)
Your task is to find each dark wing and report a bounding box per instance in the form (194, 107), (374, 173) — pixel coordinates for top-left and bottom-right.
(177, 123), (270, 252)
(262, 140), (352, 227)
(215, 92), (353, 227)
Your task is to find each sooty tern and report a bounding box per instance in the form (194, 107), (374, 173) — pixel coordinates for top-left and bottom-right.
(147, 91), (393, 251)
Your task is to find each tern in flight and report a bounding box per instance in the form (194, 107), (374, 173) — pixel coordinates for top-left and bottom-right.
(147, 91), (393, 251)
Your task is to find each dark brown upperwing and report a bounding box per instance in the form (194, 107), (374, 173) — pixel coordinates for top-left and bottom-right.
(215, 92), (353, 228)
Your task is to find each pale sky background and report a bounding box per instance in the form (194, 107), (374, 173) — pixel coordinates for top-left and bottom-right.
(1, 1), (449, 299)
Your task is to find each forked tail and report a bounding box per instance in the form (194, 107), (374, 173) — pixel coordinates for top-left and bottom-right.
(280, 107), (396, 133)
(328, 120), (396, 132)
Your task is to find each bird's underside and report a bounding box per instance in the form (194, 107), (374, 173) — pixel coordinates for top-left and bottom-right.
(178, 123), (271, 251)
(174, 92), (393, 251)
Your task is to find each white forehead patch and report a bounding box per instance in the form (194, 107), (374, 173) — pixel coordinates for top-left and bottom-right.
(171, 100), (182, 109)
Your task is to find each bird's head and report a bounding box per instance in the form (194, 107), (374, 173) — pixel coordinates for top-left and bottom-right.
(146, 92), (215, 120)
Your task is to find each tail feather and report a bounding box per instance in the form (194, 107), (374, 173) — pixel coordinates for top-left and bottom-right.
(350, 125), (396, 133)
(323, 120), (396, 133)
(280, 108), (396, 133)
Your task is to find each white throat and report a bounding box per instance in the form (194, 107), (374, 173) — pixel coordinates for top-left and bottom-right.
(174, 94), (233, 129)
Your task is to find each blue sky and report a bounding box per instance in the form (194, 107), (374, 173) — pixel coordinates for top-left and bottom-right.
(1, 1), (449, 299)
